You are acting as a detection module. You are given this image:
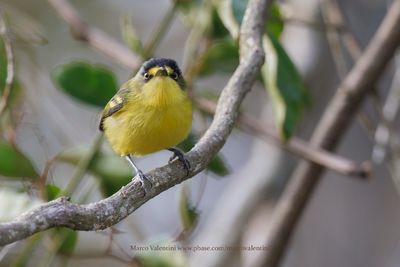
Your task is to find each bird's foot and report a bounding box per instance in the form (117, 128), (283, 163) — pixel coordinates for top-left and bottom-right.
(133, 170), (152, 194)
(168, 148), (191, 176)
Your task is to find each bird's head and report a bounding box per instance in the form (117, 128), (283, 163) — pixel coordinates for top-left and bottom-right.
(136, 58), (187, 106)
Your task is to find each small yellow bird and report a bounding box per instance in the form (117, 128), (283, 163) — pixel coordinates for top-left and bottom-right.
(99, 58), (192, 191)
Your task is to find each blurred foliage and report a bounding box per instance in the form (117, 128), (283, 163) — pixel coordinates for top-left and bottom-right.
(3, 3), (47, 44)
(179, 185), (199, 232)
(266, 4), (284, 38)
(53, 228), (79, 255)
(0, 188), (43, 221)
(121, 15), (144, 55)
(262, 35), (310, 139)
(199, 38), (239, 76)
(58, 146), (132, 197)
(179, 133), (230, 176)
(206, 155), (229, 176)
(46, 184), (62, 201)
(52, 62), (118, 107)
(0, 142), (37, 179)
(175, 0), (201, 11)
(93, 154), (133, 197)
(212, 1), (310, 139)
(209, 8), (230, 39)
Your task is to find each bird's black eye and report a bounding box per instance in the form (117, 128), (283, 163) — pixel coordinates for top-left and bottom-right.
(171, 72), (179, 80)
(143, 72), (152, 81)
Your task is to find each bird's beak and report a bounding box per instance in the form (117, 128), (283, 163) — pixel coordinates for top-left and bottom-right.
(155, 67), (168, 77)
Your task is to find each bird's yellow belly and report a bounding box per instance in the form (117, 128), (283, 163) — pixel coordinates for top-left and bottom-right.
(104, 102), (192, 156)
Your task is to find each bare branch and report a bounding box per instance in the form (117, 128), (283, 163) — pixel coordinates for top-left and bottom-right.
(261, 1), (400, 266)
(0, 0), (269, 246)
(195, 96), (371, 178)
(320, 0), (348, 79)
(329, 0), (362, 59)
(47, 0), (142, 69)
(0, 11), (15, 116)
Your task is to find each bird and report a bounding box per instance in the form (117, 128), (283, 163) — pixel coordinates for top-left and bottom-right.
(99, 58), (192, 192)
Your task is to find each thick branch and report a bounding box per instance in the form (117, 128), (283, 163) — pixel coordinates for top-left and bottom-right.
(48, 0), (142, 69)
(262, 1), (400, 266)
(0, 0), (268, 246)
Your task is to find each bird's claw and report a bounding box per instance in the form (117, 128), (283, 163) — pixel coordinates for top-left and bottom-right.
(168, 148), (191, 176)
(133, 170), (152, 194)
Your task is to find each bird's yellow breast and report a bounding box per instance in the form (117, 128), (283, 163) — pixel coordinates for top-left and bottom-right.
(103, 77), (192, 156)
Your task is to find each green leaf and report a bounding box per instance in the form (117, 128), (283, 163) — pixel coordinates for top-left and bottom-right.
(46, 184), (62, 201)
(0, 142), (38, 179)
(209, 8), (230, 39)
(179, 133), (230, 177)
(215, 0), (302, 138)
(177, 133), (197, 152)
(200, 38), (239, 76)
(179, 186), (199, 232)
(58, 147), (132, 197)
(262, 34), (310, 139)
(208, 155), (230, 176)
(52, 62), (118, 107)
(54, 228), (78, 255)
(266, 4), (283, 39)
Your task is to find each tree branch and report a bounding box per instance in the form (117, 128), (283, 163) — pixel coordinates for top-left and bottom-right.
(47, 0), (142, 69)
(195, 96), (371, 178)
(261, 1), (400, 266)
(0, 0), (269, 246)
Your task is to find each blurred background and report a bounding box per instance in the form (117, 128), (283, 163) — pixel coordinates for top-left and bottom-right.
(0, 0), (399, 267)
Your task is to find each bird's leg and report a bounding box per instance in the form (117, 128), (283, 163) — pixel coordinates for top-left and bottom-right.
(167, 148), (191, 175)
(125, 155), (152, 193)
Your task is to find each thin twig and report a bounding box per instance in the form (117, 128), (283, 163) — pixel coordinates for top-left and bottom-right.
(280, 16), (343, 32)
(195, 96), (371, 178)
(261, 2), (400, 266)
(47, 0), (142, 69)
(320, 0), (348, 79)
(0, 0), (269, 247)
(330, 0), (362, 59)
(326, 0), (382, 143)
(0, 11), (15, 116)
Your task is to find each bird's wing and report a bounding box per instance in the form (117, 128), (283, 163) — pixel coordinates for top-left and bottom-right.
(99, 88), (130, 131)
